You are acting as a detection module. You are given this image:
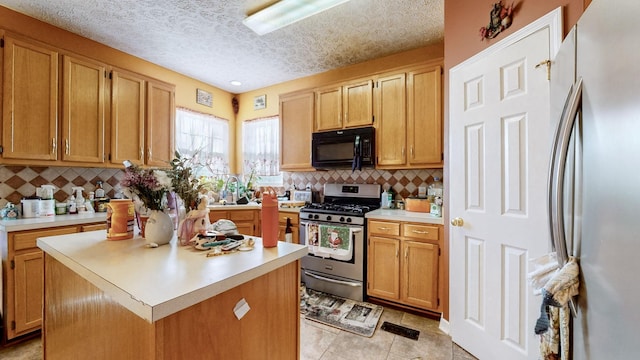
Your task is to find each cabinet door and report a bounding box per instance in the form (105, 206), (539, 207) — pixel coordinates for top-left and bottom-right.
(315, 85), (342, 131)
(402, 240), (439, 310)
(367, 236), (400, 300)
(146, 80), (175, 167)
(111, 70), (145, 165)
(375, 73), (406, 167)
(13, 250), (43, 335)
(2, 35), (58, 160)
(279, 91), (314, 171)
(407, 65), (442, 167)
(62, 55), (106, 163)
(278, 212), (299, 243)
(343, 80), (373, 128)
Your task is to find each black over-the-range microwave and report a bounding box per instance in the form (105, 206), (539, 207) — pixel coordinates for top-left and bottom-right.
(311, 126), (375, 170)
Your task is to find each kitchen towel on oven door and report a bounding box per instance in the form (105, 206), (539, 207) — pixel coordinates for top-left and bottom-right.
(306, 223), (320, 254)
(317, 224), (354, 261)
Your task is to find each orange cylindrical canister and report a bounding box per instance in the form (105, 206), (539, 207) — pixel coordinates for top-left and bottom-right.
(261, 188), (279, 248)
(106, 199), (135, 240)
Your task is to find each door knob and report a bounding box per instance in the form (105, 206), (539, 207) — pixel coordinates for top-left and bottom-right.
(451, 217), (464, 227)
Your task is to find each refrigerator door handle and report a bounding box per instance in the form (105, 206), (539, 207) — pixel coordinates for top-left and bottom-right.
(547, 77), (582, 315)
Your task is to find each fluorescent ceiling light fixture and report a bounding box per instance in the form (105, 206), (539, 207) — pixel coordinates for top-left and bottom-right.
(243, 0), (351, 36)
(230, 80), (242, 86)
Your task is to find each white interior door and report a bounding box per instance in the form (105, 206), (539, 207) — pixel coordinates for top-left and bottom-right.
(449, 10), (561, 360)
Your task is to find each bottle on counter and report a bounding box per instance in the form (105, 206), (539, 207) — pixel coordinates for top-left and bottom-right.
(381, 187), (389, 209)
(428, 177), (443, 217)
(94, 181), (110, 212)
(68, 194), (77, 214)
(285, 217), (293, 243)
(95, 181), (105, 198)
(261, 188), (279, 248)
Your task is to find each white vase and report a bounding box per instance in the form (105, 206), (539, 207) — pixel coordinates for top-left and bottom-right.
(144, 210), (174, 245)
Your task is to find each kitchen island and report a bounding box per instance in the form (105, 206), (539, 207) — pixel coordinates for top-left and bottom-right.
(37, 231), (306, 359)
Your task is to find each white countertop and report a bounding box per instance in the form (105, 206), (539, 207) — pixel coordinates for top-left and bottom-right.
(37, 231), (307, 323)
(366, 208), (445, 225)
(0, 212), (107, 232)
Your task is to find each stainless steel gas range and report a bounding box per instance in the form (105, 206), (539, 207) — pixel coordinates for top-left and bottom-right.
(299, 183), (380, 301)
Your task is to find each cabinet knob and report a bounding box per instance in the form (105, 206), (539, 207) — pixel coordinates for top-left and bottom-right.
(450, 217), (464, 227)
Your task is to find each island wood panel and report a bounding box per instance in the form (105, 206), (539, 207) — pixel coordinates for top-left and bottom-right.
(44, 255), (300, 360)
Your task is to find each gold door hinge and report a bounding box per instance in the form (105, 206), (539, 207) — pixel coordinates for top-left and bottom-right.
(11, 259), (15, 269)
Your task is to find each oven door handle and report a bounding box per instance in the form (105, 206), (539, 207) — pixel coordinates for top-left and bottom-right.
(304, 270), (362, 287)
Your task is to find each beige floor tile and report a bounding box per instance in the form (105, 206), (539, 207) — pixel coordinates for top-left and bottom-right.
(326, 325), (395, 360)
(0, 337), (41, 360)
(452, 343), (478, 360)
(300, 318), (338, 360)
(389, 331), (453, 360)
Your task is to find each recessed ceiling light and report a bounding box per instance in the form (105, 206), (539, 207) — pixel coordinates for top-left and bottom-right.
(230, 80), (242, 86)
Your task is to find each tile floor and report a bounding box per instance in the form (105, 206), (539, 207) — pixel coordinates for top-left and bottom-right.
(0, 307), (477, 360)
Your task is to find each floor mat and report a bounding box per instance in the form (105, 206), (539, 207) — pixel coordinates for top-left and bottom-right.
(380, 321), (420, 340)
(301, 287), (383, 337)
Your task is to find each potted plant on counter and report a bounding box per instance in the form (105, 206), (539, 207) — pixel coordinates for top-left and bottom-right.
(167, 151), (210, 245)
(121, 161), (174, 245)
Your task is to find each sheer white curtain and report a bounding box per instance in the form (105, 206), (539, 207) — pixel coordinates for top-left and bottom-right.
(175, 107), (229, 176)
(242, 116), (280, 178)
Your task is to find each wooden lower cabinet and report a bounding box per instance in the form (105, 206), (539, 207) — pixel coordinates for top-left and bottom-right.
(209, 209), (260, 236)
(278, 211), (299, 244)
(367, 219), (441, 312)
(1, 222), (106, 341)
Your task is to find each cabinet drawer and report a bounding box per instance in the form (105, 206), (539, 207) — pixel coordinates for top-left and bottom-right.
(12, 226), (78, 251)
(402, 224), (439, 241)
(228, 210), (256, 221)
(368, 221), (400, 236)
(209, 211), (228, 223)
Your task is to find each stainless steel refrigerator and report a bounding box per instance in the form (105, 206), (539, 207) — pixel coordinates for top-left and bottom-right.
(549, 0), (640, 358)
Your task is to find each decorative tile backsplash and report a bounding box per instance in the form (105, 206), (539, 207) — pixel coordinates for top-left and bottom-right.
(283, 168), (443, 200)
(0, 166), (124, 207)
(0, 166), (443, 208)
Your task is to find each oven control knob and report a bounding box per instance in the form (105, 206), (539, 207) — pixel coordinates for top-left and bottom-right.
(326, 216), (332, 221)
(339, 217), (345, 222)
(307, 214), (313, 219)
(313, 214), (319, 220)
(346, 218), (352, 223)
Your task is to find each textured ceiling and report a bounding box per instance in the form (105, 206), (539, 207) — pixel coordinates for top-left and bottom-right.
(0, 0), (444, 93)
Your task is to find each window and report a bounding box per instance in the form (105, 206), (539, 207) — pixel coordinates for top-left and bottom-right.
(175, 107), (229, 176)
(242, 116), (282, 186)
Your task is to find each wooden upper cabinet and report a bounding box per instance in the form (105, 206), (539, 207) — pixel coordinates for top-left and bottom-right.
(110, 70), (145, 166)
(2, 34), (59, 161)
(374, 62), (443, 170)
(375, 73), (406, 167)
(146, 80), (175, 167)
(315, 85), (342, 131)
(61, 55), (106, 163)
(343, 79), (373, 128)
(315, 79), (373, 132)
(407, 65), (442, 167)
(279, 91), (315, 171)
